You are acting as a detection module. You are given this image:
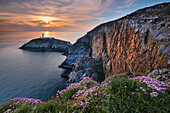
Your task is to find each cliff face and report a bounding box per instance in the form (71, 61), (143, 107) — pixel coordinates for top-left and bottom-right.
(59, 34), (91, 69)
(61, 3), (170, 82)
(90, 3), (170, 76)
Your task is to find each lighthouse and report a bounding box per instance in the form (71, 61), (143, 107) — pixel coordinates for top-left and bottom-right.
(42, 33), (44, 38)
(40, 32), (51, 39)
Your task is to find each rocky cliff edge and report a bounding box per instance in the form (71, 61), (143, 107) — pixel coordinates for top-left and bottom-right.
(59, 3), (170, 84)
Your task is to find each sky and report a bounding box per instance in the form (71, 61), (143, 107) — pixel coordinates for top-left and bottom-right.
(0, 0), (169, 32)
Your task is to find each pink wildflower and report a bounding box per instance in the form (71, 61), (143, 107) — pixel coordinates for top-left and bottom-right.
(150, 92), (158, 97)
(74, 103), (77, 107)
(33, 107), (36, 111)
(94, 93), (97, 96)
(142, 89), (146, 92)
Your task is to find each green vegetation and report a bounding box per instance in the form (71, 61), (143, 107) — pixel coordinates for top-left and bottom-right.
(93, 64), (103, 70)
(0, 77), (169, 113)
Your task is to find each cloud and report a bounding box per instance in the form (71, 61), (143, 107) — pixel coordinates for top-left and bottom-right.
(0, 19), (9, 22)
(75, 19), (102, 25)
(0, 0), (138, 32)
(27, 20), (44, 23)
(0, 14), (14, 17)
(116, 0), (137, 9)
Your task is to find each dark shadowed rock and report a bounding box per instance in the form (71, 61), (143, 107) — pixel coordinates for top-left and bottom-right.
(66, 57), (105, 86)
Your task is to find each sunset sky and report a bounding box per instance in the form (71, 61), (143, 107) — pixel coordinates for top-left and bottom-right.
(0, 0), (169, 32)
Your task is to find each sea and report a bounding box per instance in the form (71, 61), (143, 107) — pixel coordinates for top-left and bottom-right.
(0, 31), (85, 104)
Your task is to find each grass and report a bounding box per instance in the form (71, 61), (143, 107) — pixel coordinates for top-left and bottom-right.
(0, 77), (169, 113)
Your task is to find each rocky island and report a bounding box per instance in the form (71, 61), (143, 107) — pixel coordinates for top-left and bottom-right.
(19, 38), (72, 53)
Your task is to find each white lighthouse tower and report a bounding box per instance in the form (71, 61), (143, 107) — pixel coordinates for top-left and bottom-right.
(40, 32), (51, 39)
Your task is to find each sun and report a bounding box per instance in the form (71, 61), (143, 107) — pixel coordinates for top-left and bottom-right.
(41, 17), (53, 23)
(44, 31), (49, 37)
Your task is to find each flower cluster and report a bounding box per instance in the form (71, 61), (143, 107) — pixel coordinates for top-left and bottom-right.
(101, 80), (112, 88)
(58, 77), (99, 97)
(150, 92), (159, 97)
(4, 109), (12, 113)
(80, 77), (99, 85)
(3, 101), (20, 113)
(131, 76), (169, 97)
(59, 83), (80, 95)
(11, 98), (43, 104)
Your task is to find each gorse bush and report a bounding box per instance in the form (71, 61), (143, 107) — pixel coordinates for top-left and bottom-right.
(0, 77), (169, 113)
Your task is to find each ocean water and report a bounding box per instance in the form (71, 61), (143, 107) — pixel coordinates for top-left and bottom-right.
(0, 31), (85, 104)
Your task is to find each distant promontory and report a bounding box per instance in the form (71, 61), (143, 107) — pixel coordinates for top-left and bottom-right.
(19, 38), (72, 53)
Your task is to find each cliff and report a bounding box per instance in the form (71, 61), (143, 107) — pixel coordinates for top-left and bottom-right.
(60, 3), (170, 83)
(19, 38), (72, 53)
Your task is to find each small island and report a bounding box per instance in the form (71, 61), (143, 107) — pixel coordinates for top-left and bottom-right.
(19, 33), (72, 53)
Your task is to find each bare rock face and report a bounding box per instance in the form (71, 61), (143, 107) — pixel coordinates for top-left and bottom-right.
(148, 69), (170, 81)
(90, 3), (170, 76)
(59, 34), (91, 69)
(60, 3), (170, 83)
(66, 57), (105, 86)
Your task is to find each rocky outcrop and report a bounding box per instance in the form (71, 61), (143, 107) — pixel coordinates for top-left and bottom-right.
(148, 69), (170, 81)
(61, 3), (170, 83)
(66, 57), (105, 86)
(19, 38), (72, 53)
(59, 34), (91, 69)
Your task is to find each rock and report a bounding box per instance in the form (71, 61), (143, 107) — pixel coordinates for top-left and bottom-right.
(160, 45), (166, 51)
(60, 3), (170, 84)
(148, 69), (170, 81)
(134, 28), (139, 34)
(59, 34), (91, 72)
(19, 38), (72, 53)
(61, 69), (72, 77)
(66, 57), (105, 86)
(157, 22), (165, 30)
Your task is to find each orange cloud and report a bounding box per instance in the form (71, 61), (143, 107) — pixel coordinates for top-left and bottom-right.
(0, 0), (140, 32)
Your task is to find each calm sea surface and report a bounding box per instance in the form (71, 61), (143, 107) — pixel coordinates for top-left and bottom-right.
(0, 31), (85, 104)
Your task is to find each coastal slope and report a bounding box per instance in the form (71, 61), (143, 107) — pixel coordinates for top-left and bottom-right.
(19, 38), (72, 53)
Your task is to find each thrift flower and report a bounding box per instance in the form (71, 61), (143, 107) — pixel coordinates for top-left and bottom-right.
(142, 89), (146, 92)
(150, 92), (158, 97)
(94, 93), (97, 96)
(33, 107), (36, 111)
(74, 103), (77, 107)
